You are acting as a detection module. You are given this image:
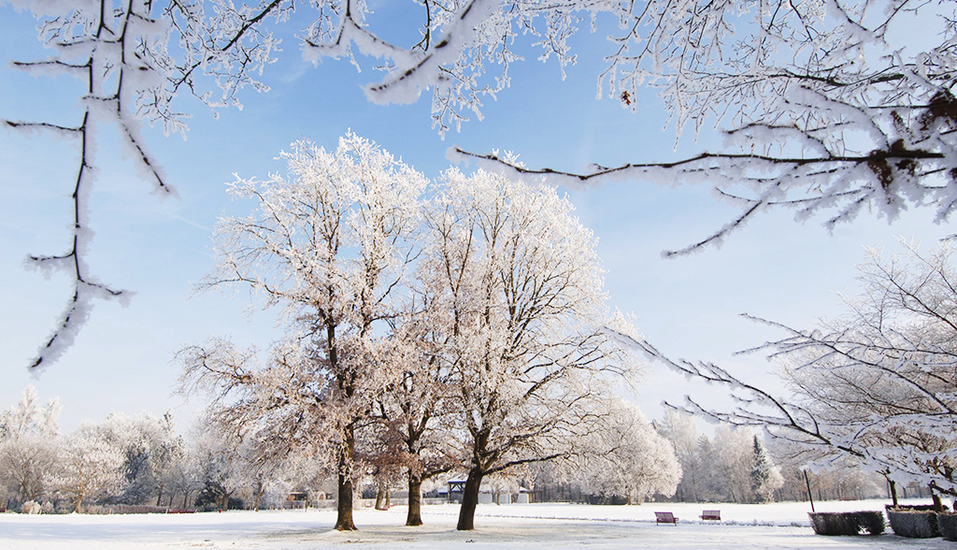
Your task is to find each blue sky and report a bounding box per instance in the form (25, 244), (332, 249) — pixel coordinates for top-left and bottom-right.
(0, 5), (946, 433)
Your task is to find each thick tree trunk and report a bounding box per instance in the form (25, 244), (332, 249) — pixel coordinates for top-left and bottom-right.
(374, 488), (387, 510)
(456, 468), (484, 531)
(406, 472), (423, 526)
(334, 428), (358, 531)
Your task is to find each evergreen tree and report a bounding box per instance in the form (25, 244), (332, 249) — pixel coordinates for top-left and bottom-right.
(750, 436), (772, 504)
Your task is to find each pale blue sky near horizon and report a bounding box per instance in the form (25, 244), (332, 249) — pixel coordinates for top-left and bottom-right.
(0, 4), (947, 435)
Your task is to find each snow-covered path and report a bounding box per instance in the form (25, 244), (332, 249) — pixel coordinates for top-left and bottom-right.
(2, 500), (953, 549)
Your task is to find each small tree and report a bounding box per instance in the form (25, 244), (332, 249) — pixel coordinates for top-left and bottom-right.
(582, 400), (681, 504)
(97, 412), (185, 505)
(0, 386), (60, 505)
(57, 423), (124, 512)
(190, 420), (247, 511)
(750, 435), (782, 504)
(373, 282), (464, 526)
(657, 409), (704, 503)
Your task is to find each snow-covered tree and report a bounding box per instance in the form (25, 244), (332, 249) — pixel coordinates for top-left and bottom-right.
(368, 324), (457, 526)
(164, 449), (202, 509)
(692, 434), (723, 502)
(97, 412), (185, 505)
(656, 409), (705, 502)
(750, 435), (783, 504)
(0, 386), (60, 505)
(580, 400), (681, 504)
(423, 168), (641, 530)
(190, 420), (247, 511)
(182, 133), (427, 529)
(57, 422), (124, 513)
(712, 426), (756, 504)
(640, 240), (957, 499)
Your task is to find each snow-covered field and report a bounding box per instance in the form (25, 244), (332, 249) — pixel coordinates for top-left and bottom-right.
(2, 499), (953, 549)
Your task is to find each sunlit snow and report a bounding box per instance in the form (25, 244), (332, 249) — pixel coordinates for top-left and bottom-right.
(2, 499), (952, 550)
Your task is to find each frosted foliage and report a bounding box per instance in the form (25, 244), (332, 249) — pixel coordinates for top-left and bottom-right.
(96, 412), (185, 505)
(57, 423), (125, 512)
(452, 0), (957, 256)
(579, 399), (681, 502)
(770, 240), (957, 494)
(210, 133), (426, 331)
(184, 133), (427, 530)
(639, 239), (957, 497)
(0, 386), (60, 440)
(187, 419), (283, 511)
(419, 168), (642, 528)
(0, 386), (62, 503)
(11, 0), (957, 368)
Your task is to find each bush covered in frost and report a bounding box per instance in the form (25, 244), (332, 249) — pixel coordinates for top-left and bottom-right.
(938, 513), (957, 541)
(809, 511), (884, 536)
(887, 509), (939, 538)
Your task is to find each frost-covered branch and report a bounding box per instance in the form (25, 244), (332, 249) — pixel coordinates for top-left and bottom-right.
(613, 240), (957, 495)
(451, 0), (957, 255)
(13, 0), (955, 370)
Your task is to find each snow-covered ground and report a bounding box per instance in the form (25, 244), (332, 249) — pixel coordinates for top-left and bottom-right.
(2, 499), (952, 549)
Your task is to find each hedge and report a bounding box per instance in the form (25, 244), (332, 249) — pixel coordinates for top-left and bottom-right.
(886, 509), (939, 538)
(809, 511), (885, 536)
(938, 513), (957, 541)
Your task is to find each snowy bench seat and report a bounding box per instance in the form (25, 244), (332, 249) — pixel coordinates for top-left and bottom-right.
(655, 511), (678, 525)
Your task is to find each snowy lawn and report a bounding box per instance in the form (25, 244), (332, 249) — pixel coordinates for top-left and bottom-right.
(2, 499), (953, 549)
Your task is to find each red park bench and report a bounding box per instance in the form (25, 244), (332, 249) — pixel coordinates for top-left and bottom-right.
(655, 511), (678, 525)
(700, 509), (721, 521)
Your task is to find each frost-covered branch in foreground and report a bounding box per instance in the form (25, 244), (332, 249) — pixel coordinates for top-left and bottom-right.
(13, 0), (956, 368)
(452, 0), (957, 256)
(7, 0), (289, 369)
(613, 240), (957, 499)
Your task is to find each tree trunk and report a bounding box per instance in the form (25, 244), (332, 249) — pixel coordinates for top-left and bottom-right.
(456, 468), (484, 531)
(221, 491), (229, 511)
(374, 487), (387, 510)
(406, 472), (423, 526)
(932, 489), (943, 512)
(254, 480), (265, 511)
(334, 428), (357, 531)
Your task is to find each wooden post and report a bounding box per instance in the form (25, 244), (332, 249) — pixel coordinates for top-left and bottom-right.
(804, 470), (815, 513)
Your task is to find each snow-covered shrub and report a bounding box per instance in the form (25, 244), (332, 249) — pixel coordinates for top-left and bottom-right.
(887, 509), (939, 538)
(809, 511), (884, 536)
(938, 513), (957, 541)
(20, 500), (40, 514)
